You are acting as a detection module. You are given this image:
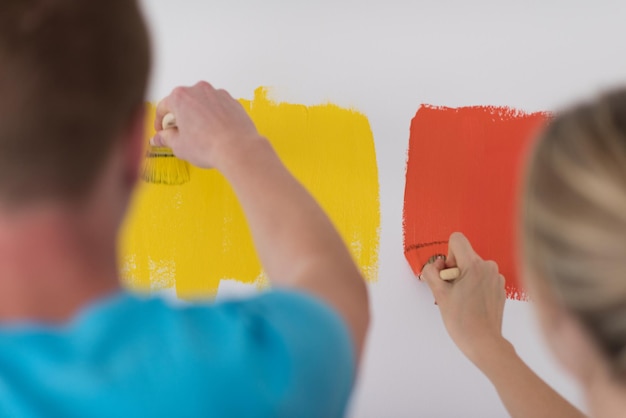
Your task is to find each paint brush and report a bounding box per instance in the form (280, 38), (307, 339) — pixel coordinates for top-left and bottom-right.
(440, 268), (460, 281)
(141, 113), (190, 185)
(425, 254), (461, 281)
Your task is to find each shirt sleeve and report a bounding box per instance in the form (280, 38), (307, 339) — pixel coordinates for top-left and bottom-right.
(168, 289), (356, 418)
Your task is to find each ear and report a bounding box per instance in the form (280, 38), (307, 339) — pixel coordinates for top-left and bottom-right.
(122, 103), (147, 188)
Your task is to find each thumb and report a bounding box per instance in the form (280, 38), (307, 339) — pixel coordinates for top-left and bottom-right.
(447, 232), (480, 268)
(150, 129), (178, 148)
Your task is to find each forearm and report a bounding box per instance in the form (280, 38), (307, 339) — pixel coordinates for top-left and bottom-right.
(218, 136), (356, 285)
(475, 339), (585, 418)
(218, 136), (369, 355)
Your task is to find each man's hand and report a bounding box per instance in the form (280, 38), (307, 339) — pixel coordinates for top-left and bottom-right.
(421, 232), (507, 368)
(151, 82), (262, 170)
(149, 82), (369, 363)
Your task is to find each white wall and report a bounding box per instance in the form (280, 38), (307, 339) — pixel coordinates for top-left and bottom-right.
(140, 0), (626, 415)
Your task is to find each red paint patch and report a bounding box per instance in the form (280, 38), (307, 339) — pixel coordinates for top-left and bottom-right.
(403, 105), (550, 300)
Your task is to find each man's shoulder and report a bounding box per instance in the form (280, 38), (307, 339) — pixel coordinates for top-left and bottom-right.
(0, 289), (355, 417)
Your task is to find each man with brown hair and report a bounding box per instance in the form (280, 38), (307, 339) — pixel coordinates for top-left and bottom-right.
(0, 1), (369, 416)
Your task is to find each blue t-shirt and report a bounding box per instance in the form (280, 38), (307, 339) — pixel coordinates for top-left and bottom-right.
(0, 290), (355, 417)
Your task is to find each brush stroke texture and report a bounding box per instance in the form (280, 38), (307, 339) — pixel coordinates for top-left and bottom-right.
(119, 88), (380, 299)
(403, 105), (550, 300)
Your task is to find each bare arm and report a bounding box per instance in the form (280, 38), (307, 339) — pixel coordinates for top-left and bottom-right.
(152, 82), (369, 361)
(421, 233), (584, 418)
(474, 338), (586, 418)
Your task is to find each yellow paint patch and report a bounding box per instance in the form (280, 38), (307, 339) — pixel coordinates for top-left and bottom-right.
(119, 88), (380, 299)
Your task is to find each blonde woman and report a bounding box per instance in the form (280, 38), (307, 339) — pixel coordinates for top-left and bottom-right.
(422, 91), (626, 417)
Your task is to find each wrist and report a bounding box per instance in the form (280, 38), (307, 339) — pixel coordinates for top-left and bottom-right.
(467, 336), (516, 375)
(214, 135), (275, 175)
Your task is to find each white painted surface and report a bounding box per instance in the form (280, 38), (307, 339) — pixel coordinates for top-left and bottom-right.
(139, 0), (626, 415)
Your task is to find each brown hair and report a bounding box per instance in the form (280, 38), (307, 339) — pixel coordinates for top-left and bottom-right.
(523, 89), (626, 376)
(0, 0), (150, 203)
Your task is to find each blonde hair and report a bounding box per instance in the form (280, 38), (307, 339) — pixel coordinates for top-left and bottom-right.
(523, 89), (626, 375)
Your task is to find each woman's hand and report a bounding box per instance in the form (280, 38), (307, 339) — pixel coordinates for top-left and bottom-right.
(421, 233), (586, 418)
(421, 232), (508, 368)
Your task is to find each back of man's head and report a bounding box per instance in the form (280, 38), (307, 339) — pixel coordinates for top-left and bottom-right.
(0, 0), (150, 205)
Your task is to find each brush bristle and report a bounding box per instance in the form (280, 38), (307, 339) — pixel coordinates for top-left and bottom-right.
(141, 147), (190, 185)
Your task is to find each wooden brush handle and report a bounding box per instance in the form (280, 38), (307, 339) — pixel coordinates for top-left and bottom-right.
(162, 113), (177, 130)
(440, 267), (460, 281)
(425, 254), (461, 281)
